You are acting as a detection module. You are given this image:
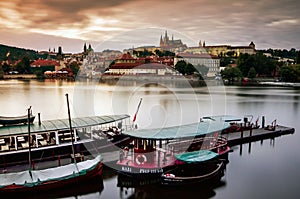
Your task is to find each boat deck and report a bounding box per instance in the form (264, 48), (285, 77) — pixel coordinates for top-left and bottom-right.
(224, 125), (295, 146)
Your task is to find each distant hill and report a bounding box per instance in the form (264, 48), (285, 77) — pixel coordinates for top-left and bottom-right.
(0, 44), (40, 62)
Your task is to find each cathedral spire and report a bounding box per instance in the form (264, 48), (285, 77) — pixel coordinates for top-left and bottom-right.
(84, 43), (87, 53)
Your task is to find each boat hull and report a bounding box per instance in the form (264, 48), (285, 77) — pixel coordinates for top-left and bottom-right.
(0, 160), (103, 193)
(0, 115), (35, 126)
(161, 161), (225, 186)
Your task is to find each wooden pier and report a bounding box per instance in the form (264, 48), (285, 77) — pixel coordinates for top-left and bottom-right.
(223, 125), (295, 146)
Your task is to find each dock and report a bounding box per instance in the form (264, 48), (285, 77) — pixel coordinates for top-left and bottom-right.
(224, 125), (295, 146)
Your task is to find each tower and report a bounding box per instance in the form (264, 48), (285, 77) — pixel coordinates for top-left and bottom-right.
(199, 40), (202, 47)
(83, 43), (87, 53)
(249, 41), (255, 49)
(58, 46), (62, 55)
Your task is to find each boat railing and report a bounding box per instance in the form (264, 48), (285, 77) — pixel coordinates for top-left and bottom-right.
(167, 136), (228, 153)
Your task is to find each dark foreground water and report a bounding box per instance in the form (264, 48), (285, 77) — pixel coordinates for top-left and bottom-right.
(0, 79), (299, 199)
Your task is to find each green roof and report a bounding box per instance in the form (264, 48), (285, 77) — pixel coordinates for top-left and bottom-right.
(175, 150), (218, 163)
(123, 118), (230, 139)
(0, 114), (129, 137)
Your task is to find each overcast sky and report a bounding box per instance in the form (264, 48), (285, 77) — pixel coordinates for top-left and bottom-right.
(0, 0), (299, 53)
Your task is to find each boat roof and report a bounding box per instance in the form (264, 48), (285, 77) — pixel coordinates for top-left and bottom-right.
(0, 114), (129, 137)
(123, 117), (230, 140)
(175, 150), (218, 163)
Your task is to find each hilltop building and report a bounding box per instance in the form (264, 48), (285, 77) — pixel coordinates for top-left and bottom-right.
(174, 53), (220, 77)
(159, 31), (187, 52)
(201, 41), (256, 57)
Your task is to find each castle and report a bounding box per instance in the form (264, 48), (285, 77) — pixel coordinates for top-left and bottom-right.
(159, 31), (187, 51)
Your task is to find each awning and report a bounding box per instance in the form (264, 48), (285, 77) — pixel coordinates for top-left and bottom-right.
(122, 117), (230, 139)
(0, 114), (129, 137)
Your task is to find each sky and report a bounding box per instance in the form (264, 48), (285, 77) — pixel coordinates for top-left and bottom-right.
(0, 0), (299, 53)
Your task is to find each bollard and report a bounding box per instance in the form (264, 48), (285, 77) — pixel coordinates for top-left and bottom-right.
(262, 116), (265, 128)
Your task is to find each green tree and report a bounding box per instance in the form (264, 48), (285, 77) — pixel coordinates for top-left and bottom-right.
(237, 52), (276, 77)
(14, 57), (31, 74)
(221, 67), (242, 82)
(175, 60), (196, 75)
(248, 67), (257, 79)
(1, 62), (10, 73)
(69, 62), (80, 76)
(279, 66), (298, 82)
(175, 60), (187, 74)
(296, 51), (300, 64)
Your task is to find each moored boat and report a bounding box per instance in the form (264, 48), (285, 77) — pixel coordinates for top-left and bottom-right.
(161, 150), (226, 186)
(0, 98), (105, 194)
(0, 155), (103, 193)
(116, 117), (231, 177)
(0, 114), (35, 126)
(0, 114), (131, 167)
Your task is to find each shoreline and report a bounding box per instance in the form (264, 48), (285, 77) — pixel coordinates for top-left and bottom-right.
(1, 75), (300, 88)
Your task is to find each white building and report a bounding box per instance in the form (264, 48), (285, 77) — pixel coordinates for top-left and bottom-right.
(174, 53), (220, 77)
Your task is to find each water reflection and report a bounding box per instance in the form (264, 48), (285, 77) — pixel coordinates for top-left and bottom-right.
(1, 175), (104, 199)
(1, 80), (300, 198)
(116, 161), (228, 199)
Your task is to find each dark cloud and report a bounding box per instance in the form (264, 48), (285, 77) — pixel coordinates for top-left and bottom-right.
(0, 0), (299, 51)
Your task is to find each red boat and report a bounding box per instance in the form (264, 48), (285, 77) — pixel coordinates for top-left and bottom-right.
(116, 117), (231, 177)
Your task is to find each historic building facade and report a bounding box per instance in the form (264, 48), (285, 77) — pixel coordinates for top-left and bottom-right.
(174, 53), (220, 77)
(159, 31), (187, 52)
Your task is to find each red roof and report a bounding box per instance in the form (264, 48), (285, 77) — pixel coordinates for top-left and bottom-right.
(117, 53), (135, 60)
(31, 59), (60, 67)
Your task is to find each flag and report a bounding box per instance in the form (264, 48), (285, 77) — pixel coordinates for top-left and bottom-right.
(133, 98), (142, 122)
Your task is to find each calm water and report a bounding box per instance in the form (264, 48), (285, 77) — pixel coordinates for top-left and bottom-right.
(0, 79), (299, 199)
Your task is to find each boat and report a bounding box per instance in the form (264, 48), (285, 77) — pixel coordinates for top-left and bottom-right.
(161, 150), (226, 186)
(0, 113), (35, 126)
(0, 113), (132, 167)
(0, 95), (104, 193)
(0, 155), (103, 193)
(116, 116), (231, 177)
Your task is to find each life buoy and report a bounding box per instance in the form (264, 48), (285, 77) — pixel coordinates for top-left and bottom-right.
(135, 154), (147, 165)
(163, 173), (175, 178)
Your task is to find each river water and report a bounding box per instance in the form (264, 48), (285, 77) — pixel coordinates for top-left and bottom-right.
(0, 79), (299, 199)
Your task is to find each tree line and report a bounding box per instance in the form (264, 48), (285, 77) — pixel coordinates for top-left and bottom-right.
(221, 50), (300, 83)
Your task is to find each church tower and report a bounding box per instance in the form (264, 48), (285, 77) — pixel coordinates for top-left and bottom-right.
(199, 40), (202, 47)
(83, 43), (87, 53)
(249, 41), (255, 49)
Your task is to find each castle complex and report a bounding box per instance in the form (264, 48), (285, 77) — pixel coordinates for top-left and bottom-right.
(159, 31), (187, 51)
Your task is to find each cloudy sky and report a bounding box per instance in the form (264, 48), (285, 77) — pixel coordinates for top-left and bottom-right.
(0, 0), (299, 53)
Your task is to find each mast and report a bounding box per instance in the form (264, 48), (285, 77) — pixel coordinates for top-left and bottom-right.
(28, 106), (32, 171)
(65, 93), (76, 163)
(132, 98), (142, 127)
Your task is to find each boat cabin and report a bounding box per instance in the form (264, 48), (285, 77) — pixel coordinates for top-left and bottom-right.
(0, 114), (131, 167)
(117, 118), (231, 175)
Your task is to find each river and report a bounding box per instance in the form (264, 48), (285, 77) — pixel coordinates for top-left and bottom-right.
(0, 79), (299, 199)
